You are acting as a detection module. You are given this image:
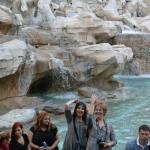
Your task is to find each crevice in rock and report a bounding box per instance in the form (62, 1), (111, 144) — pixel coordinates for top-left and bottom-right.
(28, 73), (52, 94)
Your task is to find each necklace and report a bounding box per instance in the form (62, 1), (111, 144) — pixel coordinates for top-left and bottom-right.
(17, 136), (24, 145)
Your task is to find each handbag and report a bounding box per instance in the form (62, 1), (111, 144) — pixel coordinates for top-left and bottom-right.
(73, 118), (86, 150)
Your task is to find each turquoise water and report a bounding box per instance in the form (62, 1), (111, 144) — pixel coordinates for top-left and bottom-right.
(40, 75), (150, 150)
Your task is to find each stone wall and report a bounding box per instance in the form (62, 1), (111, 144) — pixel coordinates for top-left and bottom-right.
(144, 0), (150, 15)
(113, 33), (150, 73)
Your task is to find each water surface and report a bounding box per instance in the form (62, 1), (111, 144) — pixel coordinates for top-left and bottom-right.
(40, 75), (150, 150)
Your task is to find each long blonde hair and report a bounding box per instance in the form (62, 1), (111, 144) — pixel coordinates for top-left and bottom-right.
(34, 111), (53, 131)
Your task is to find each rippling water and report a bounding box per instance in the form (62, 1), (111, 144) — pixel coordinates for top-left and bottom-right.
(40, 75), (150, 150)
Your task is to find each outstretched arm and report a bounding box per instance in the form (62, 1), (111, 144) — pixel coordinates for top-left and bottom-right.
(64, 99), (78, 123)
(64, 99), (78, 110)
(87, 95), (97, 115)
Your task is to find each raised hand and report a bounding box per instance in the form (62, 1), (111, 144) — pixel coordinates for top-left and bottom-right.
(90, 94), (97, 104)
(87, 94), (97, 114)
(64, 99), (79, 109)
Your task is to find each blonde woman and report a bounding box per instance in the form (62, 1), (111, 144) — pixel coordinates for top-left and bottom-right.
(86, 95), (117, 150)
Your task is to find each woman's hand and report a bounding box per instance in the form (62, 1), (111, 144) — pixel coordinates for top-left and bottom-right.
(90, 94), (97, 104)
(47, 146), (53, 150)
(47, 133), (60, 150)
(39, 147), (48, 150)
(104, 142), (112, 148)
(64, 99), (78, 109)
(87, 94), (97, 114)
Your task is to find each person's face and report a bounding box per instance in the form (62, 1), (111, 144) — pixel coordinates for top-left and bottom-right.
(42, 115), (50, 126)
(15, 127), (23, 137)
(95, 105), (104, 119)
(139, 130), (150, 142)
(76, 105), (85, 118)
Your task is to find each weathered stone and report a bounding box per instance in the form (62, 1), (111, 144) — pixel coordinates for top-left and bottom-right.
(0, 96), (42, 115)
(123, 58), (142, 75)
(136, 16), (150, 32)
(0, 6), (12, 24)
(0, 6), (12, 34)
(52, 14), (122, 45)
(0, 109), (36, 129)
(113, 33), (150, 73)
(71, 43), (132, 80)
(78, 86), (107, 98)
(144, 0), (150, 15)
(0, 0), (137, 98)
(0, 39), (27, 78)
(0, 39), (62, 99)
(43, 105), (64, 115)
(20, 26), (60, 45)
(124, 0), (147, 17)
(59, 43), (132, 90)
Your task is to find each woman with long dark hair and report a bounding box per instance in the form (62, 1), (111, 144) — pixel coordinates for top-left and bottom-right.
(62, 100), (90, 150)
(9, 122), (30, 150)
(28, 111), (60, 150)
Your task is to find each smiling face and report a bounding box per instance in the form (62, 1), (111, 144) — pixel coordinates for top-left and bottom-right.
(11, 122), (23, 139)
(15, 126), (23, 138)
(73, 102), (87, 122)
(42, 115), (50, 126)
(94, 101), (107, 120)
(76, 105), (85, 118)
(95, 105), (104, 119)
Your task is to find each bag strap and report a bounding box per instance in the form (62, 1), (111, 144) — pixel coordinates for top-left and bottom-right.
(73, 118), (79, 141)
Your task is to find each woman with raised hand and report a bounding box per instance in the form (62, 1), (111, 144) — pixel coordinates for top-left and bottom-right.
(63, 99), (91, 150)
(9, 122), (30, 150)
(28, 111), (60, 150)
(86, 95), (117, 150)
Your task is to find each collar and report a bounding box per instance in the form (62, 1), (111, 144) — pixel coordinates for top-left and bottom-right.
(137, 137), (150, 148)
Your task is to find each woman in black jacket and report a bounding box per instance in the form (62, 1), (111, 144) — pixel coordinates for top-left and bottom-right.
(28, 111), (60, 150)
(9, 122), (30, 150)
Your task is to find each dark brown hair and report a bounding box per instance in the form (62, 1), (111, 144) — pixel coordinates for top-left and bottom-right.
(11, 122), (23, 139)
(73, 101), (87, 124)
(139, 124), (150, 132)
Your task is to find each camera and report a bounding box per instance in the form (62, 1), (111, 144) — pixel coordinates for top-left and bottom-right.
(97, 138), (105, 148)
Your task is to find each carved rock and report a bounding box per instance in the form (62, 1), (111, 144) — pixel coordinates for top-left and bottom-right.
(0, 109), (36, 129)
(0, 6), (12, 34)
(0, 39), (57, 99)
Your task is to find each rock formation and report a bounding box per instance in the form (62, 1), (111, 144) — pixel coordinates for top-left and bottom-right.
(1, 0), (150, 100)
(0, 0), (149, 98)
(1, 0), (150, 130)
(114, 32), (150, 74)
(0, 109), (36, 129)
